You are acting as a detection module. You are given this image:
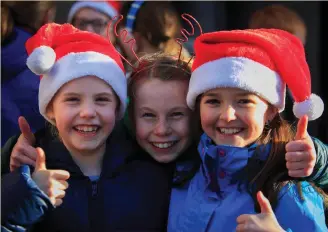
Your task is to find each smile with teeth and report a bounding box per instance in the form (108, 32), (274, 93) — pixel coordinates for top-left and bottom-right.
(74, 125), (99, 133)
(218, 128), (243, 135)
(151, 141), (178, 149)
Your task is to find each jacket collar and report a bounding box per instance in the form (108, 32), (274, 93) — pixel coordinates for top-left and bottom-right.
(198, 133), (270, 188)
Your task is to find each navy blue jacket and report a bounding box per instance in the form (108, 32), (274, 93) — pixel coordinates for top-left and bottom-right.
(1, 27), (45, 146)
(1, 122), (174, 232)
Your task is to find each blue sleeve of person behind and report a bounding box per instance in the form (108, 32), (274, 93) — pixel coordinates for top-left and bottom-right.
(1, 165), (54, 230)
(1, 68), (45, 146)
(274, 181), (327, 232)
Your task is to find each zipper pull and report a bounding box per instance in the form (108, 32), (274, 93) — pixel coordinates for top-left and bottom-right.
(91, 181), (98, 197)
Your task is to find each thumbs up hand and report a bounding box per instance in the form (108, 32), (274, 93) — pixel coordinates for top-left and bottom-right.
(10, 116), (37, 171)
(236, 191), (285, 232)
(32, 148), (70, 207)
(285, 115), (316, 177)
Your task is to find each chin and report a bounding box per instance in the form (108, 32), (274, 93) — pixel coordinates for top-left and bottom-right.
(74, 140), (105, 152)
(157, 157), (175, 164)
(213, 138), (243, 147)
(151, 154), (176, 164)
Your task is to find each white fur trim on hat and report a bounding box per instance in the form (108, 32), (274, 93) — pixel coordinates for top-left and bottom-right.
(39, 51), (127, 124)
(26, 46), (56, 75)
(293, 94), (324, 121)
(67, 1), (118, 23)
(187, 57), (286, 110)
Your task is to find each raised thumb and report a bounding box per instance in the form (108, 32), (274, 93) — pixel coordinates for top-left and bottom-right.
(35, 147), (47, 171)
(295, 115), (308, 140)
(18, 116), (36, 144)
(257, 191), (274, 214)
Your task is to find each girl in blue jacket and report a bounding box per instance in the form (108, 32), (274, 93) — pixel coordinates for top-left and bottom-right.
(168, 29), (328, 231)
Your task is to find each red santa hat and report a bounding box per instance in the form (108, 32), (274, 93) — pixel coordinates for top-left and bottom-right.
(26, 23), (127, 124)
(187, 28), (324, 120)
(67, 1), (121, 22)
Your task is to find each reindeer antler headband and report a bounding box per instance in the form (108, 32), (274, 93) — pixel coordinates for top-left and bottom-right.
(107, 12), (203, 74)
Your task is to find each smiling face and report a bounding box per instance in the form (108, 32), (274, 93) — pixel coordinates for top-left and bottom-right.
(47, 76), (118, 156)
(199, 87), (276, 147)
(133, 77), (193, 163)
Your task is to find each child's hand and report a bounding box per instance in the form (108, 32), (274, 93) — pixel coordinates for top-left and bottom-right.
(285, 115), (316, 177)
(236, 191), (285, 232)
(32, 147), (70, 207)
(10, 116), (37, 171)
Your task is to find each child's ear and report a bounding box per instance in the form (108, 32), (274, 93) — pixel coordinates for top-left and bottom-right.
(46, 104), (55, 121)
(266, 105), (278, 122)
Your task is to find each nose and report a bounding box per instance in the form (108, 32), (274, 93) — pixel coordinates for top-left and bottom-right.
(80, 102), (96, 118)
(154, 118), (172, 136)
(220, 104), (237, 122)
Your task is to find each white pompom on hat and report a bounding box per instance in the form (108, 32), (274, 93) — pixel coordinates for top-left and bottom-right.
(26, 23), (127, 124)
(187, 29), (324, 121)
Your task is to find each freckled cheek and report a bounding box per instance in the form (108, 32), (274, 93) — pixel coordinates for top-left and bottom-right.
(135, 120), (152, 141)
(172, 119), (190, 139)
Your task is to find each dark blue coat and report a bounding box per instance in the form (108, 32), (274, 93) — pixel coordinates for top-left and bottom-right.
(1, 27), (45, 146)
(1, 122), (174, 232)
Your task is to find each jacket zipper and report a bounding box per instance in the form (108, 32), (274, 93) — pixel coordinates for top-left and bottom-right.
(89, 179), (100, 231)
(91, 181), (98, 197)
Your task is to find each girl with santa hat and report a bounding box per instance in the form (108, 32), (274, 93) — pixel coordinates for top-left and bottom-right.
(168, 28), (327, 231)
(1, 23), (172, 232)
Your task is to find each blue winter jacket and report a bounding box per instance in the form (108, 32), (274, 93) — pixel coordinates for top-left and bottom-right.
(1, 122), (174, 232)
(1, 27), (45, 146)
(168, 133), (328, 232)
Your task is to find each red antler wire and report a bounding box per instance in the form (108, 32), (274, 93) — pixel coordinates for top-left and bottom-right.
(107, 15), (141, 71)
(175, 13), (203, 63)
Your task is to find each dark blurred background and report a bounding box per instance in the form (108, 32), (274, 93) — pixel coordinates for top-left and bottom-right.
(55, 1), (327, 142)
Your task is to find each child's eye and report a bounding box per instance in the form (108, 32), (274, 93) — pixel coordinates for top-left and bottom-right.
(142, 113), (155, 118)
(96, 97), (110, 102)
(205, 99), (220, 105)
(238, 99), (253, 104)
(65, 97), (79, 102)
(171, 112), (184, 118)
